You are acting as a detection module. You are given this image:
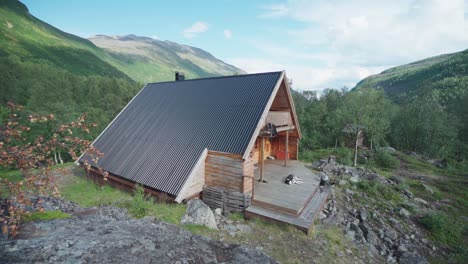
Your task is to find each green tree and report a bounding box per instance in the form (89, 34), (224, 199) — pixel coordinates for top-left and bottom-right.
(337, 89), (393, 166)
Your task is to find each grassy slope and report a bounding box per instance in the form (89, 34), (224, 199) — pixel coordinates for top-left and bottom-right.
(0, 0), (130, 79)
(354, 49), (468, 103)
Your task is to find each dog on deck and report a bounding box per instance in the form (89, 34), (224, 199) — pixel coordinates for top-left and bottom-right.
(284, 174), (303, 185)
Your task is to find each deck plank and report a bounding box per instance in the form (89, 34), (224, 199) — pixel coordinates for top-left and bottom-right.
(245, 187), (330, 233)
(252, 160), (320, 215)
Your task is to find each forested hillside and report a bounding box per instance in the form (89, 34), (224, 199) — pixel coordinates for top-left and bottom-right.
(0, 0), (140, 137)
(354, 49), (468, 103)
(0, 0), (243, 140)
(294, 49), (468, 162)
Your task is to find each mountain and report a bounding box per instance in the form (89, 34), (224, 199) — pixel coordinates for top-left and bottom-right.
(0, 0), (245, 135)
(88, 34), (245, 83)
(354, 49), (468, 103)
(0, 0), (130, 79)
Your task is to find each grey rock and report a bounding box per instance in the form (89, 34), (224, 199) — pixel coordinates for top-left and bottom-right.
(350, 223), (364, 241)
(359, 210), (368, 221)
(390, 175), (404, 184)
(236, 224), (252, 234)
(414, 198), (428, 206)
(318, 172), (330, 185)
(345, 189), (355, 196)
(399, 208), (411, 218)
(214, 208), (223, 216)
(0, 201), (275, 264)
(349, 175), (360, 183)
(361, 173), (386, 184)
(397, 244), (408, 254)
(318, 212), (327, 220)
(181, 199), (218, 230)
(389, 218), (400, 225)
(308, 160), (324, 169)
(365, 229), (381, 247)
(403, 189), (413, 198)
(387, 255), (397, 263)
(345, 230), (356, 241)
(384, 229), (398, 241)
(399, 252), (428, 264)
(338, 179), (348, 186)
(422, 184), (434, 195)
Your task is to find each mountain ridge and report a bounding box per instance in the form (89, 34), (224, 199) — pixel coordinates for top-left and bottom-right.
(88, 34), (245, 83)
(353, 49), (468, 103)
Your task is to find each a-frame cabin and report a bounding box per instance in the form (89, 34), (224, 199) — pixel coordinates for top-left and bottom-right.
(79, 71), (328, 233)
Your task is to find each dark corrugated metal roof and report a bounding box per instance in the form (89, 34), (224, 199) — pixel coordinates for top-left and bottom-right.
(81, 71), (283, 196)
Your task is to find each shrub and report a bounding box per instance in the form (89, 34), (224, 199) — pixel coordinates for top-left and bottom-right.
(373, 149), (400, 169)
(357, 180), (403, 204)
(419, 212), (462, 246)
(335, 147), (353, 166)
(129, 184), (152, 218)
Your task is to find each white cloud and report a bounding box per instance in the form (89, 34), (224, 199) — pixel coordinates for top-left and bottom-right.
(151, 35), (160, 40)
(183, 21), (209, 38)
(223, 29), (232, 39)
(228, 57), (388, 92)
(254, 0), (468, 90)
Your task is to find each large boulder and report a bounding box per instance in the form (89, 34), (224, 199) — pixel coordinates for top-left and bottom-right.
(181, 199), (218, 230)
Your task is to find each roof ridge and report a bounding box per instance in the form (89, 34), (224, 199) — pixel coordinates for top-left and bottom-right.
(147, 71), (283, 85)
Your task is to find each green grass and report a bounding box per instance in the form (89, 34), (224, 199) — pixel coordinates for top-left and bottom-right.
(182, 224), (218, 236)
(397, 152), (446, 175)
(419, 211), (464, 246)
(357, 180), (404, 205)
(59, 173), (186, 225)
(23, 210), (71, 222)
(228, 212), (245, 222)
(60, 175), (133, 208)
(0, 169), (23, 183)
(300, 147), (353, 166)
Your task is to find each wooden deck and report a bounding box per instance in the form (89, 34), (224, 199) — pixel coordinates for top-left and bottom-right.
(245, 159), (329, 233)
(252, 159), (320, 216)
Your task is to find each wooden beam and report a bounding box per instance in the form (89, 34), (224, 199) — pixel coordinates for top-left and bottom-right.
(276, 125), (295, 132)
(259, 137), (264, 182)
(258, 125), (295, 137)
(285, 130), (289, 167)
(242, 71), (285, 160)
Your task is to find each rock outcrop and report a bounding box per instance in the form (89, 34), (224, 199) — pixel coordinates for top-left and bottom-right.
(0, 199), (275, 264)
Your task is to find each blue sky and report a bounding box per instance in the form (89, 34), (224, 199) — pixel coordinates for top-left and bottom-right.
(22, 0), (468, 91)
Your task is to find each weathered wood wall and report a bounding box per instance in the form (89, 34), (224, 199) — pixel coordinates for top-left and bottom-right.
(202, 186), (251, 213)
(251, 136), (299, 160)
(205, 151), (244, 193)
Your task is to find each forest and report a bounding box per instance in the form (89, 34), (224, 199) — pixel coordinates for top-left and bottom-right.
(292, 81), (468, 168)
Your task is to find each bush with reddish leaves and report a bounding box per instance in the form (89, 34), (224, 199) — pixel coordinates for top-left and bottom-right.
(0, 102), (103, 237)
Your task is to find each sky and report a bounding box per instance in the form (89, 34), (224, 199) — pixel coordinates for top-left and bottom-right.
(22, 0), (468, 91)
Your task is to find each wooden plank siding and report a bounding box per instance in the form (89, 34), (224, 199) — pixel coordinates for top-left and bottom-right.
(270, 136), (299, 160)
(175, 149), (207, 203)
(205, 151), (245, 193)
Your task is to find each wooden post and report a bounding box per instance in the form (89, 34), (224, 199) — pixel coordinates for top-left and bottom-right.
(284, 130), (289, 166)
(259, 137), (264, 182)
